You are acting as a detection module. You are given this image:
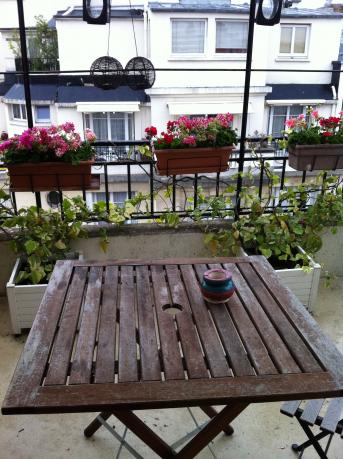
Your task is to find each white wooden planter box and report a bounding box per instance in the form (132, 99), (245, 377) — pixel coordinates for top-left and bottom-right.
(6, 258), (47, 334)
(239, 247), (321, 313)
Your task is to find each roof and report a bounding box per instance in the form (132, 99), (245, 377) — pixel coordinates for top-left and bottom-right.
(266, 84), (334, 101)
(58, 85), (149, 103)
(3, 83), (149, 104)
(4, 84), (57, 102)
(148, 2), (343, 18)
(55, 6), (144, 19)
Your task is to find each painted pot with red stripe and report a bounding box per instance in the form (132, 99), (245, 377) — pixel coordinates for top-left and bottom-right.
(201, 268), (235, 304)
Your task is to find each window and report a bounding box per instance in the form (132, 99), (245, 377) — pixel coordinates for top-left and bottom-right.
(35, 105), (50, 122)
(279, 25), (309, 56)
(86, 112), (134, 141)
(89, 191), (135, 208)
(171, 19), (206, 54)
(269, 105), (306, 137)
(11, 104), (27, 120)
(216, 21), (248, 53)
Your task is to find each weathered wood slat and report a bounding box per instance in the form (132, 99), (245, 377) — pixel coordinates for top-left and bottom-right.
(193, 264), (254, 377)
(250, 256), (343, 379)
(165, 265), (208, 379)
(150, 265), (184, 380)
(136, 266), (161, 381)
(5, 372), (337, 415)
(201, 264), (277, 376)
(45, 266), (88, 385)
(94, 266), (118, 384)
(180, 265), (230, 378)
(321, 398), (343, 433)
(69, 266), (103, 385)
(118, 266), (138, 382)
(239, 262), (321, 373)
(224, 263), (300, 375)
(300, 399), (324, 425)
(2, 260), (74, 409)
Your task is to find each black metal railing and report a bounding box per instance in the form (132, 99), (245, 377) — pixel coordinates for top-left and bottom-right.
(1, 139), (332, 223)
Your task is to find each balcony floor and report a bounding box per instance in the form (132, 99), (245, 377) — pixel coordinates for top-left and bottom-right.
(0, 278), (342, 459)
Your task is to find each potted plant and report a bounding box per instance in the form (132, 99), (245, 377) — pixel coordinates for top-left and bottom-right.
(145, 113), (237, 175)
(285, 108), (343, 171)
(202, 163), (343, 312)
(0, 123), (98, 191)
(0, 189), (137, 334)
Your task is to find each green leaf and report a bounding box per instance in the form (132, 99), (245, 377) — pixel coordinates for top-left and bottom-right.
(55, 240), (67, 250)
(24, 240), (39, 255)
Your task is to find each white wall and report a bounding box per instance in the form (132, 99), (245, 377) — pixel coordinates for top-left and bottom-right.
(266, 17), (343, 84)
(56, 17), (145, 71)
(149, 11), (269, 88)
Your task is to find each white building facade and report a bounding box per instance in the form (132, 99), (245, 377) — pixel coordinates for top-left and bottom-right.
(1, 1), (343, 141)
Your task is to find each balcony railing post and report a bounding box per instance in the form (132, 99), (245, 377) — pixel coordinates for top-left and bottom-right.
(236, 0), (257, 217)
(16, 0), (33, 128)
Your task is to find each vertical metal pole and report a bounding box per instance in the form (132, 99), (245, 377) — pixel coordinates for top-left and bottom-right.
(16, 0), (33, 128)
(235, 0), (257, 217)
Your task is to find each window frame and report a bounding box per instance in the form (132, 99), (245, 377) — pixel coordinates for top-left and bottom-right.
(35, 105), (51, 123)
(215, 19), (248, 54)
(278, 24), (310, 58)
(170, 18), (207, 57)
(268, 105), (311, 137)
(85, 112), (134, 141)
(11, 103), (27, 121)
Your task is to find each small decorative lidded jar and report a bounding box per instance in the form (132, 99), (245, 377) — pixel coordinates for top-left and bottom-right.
(201, 268), (235, 304)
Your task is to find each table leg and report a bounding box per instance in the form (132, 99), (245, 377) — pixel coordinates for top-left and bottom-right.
(84, 412), (112, 437)
(199, 405), (234, 436)
(112, 410), (175, 458)
(175, 402), (248, 459)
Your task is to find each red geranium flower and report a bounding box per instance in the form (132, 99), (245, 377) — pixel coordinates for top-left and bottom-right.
(145, 126), (157, 137)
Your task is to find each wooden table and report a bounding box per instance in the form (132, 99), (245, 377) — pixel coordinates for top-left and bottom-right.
(3, 256), (343, 458)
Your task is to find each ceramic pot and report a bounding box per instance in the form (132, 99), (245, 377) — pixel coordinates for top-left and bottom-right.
(201, 268), (235, 304)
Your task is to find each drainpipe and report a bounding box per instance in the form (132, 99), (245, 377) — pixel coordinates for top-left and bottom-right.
(143, 0), (149, 58)
(16, 0), (33, 128)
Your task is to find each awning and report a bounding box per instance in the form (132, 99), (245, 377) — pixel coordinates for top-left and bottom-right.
(76, 102), (140, 112)
(266, 84), (334, 102)
(167, 102), (252, 115)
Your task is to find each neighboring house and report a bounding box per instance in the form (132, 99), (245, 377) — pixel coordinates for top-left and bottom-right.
(1, 1), (343, 210)
(1, 1), (343, 139)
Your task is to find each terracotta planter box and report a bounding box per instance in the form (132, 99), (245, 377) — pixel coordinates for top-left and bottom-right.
(288, 144), (343, 171)
(7, 160), (94, 191)
(155, 146), (234, 176)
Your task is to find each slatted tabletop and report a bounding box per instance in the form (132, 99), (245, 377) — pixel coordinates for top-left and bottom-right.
(3, 256), (343, 415)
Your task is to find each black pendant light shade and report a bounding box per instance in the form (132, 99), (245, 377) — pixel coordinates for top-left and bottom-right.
(125, 57), (156, 90)
(83, 0), (109, 25)
(90, 56), (123, 90)
(255, 0), (283, 26)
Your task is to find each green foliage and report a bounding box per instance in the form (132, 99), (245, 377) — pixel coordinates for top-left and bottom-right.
(9, 15), (58, 70)
(0, 192), (136, 285)
(287, 128), (321, 147)
(204, 159), (343, 268)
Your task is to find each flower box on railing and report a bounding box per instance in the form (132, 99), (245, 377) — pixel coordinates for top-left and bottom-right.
(288, 144), (343, 171)
(7, 160), (97, 191)
(155, 146), (234, 176)
(0, 123), (100, 191)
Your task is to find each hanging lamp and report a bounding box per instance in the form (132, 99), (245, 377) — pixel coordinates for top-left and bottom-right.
(125, 56), (155, 90)
(83, 0), (109, 25)
(255, 0), (283, 26)
(90, 56), (123, 90)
